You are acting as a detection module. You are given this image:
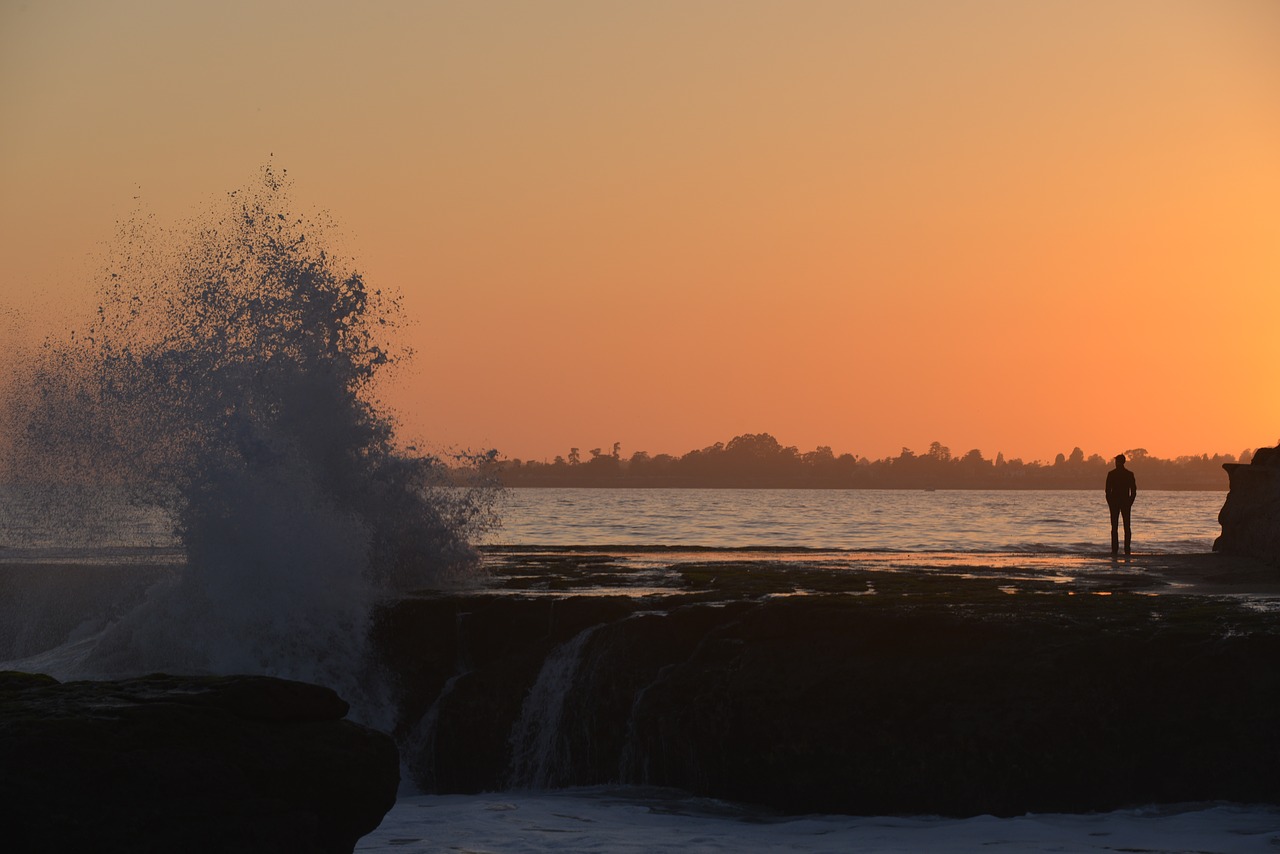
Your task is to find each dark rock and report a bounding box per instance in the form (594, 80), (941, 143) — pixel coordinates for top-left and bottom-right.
(1253, 446), (1279, 467)
(379, 584), (1280, 816)
(0, 672), (399, 854)
(1215, 445), (1280, 565)
(622, 597), (1280, 815)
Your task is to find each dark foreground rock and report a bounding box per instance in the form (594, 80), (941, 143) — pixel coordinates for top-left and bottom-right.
(1216, 445), (1280, 566)
(0, 672), (398, 854)
(376, 570), (1280, 817)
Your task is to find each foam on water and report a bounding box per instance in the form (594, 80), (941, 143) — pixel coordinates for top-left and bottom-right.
(358, 791), (1280, 853)
(1, 166), (496, 721)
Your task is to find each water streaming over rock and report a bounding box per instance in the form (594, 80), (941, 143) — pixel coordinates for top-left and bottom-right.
(402, 671), (469, 792)
(506, 624), (603, 789)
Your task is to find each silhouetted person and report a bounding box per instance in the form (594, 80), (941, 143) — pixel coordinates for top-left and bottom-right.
(1105, 454), (1137, 555)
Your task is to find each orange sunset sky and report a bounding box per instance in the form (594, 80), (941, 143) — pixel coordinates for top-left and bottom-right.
(2, 1), (1278, 464)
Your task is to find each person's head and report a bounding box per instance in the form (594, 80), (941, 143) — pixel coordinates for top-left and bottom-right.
(1114, 454), (1126, 468)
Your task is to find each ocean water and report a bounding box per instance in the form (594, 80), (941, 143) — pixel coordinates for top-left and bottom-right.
(0, 483), (181, 562)
(486, 488), (1225, 554)
(1, 486), (1225, 563)
(5, 483), (1276, 853)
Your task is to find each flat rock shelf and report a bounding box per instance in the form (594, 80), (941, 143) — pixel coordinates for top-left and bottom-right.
(377, 548), (1280, 817)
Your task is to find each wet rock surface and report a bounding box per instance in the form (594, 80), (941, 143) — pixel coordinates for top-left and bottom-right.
(0, 672), (398, 854)
(377, 559), (1280, 817)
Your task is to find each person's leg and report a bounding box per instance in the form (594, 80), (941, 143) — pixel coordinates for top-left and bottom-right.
(1121, 505), (1132, 554)
(1109, 504), (1121, 553)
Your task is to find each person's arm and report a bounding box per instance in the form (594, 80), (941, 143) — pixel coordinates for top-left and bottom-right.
(1129, 474), (1137, 504)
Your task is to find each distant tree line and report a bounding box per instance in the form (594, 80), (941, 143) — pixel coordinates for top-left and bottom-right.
(476, 433), (1255, 490)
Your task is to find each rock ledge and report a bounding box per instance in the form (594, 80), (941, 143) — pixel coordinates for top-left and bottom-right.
(0, 671), (398, 854)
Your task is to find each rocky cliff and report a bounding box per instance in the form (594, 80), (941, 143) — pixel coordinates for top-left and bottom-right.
(375, 572), (1280, 817)
(1216, 445), (1280, 566)
(0, 672), (399, 854)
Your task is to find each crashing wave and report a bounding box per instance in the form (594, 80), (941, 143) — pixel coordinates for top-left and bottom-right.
(3, 165), (497, 717)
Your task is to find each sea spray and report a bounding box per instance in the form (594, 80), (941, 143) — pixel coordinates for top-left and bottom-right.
(3, 165), (498, 721)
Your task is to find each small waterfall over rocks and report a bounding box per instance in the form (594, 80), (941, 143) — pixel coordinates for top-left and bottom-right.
(402, 671), (468, 793)
(379, 594), (742, 796)
(505, 624), (603, 789)
(399, 610), (474, 791)
(375, 584), (1280, 816)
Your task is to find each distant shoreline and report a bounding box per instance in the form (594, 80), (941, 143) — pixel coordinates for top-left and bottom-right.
(491, 483), (1228, 491)
(475, 433), (1240, 491)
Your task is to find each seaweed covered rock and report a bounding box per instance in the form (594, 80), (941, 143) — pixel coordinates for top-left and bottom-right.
(1216, 445), (1280, 566)
(0, 672), (398, 854)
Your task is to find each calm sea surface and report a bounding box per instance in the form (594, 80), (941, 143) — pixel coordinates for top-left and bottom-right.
(0, 486), (1226, 560)
(486, 488), (1226, 555)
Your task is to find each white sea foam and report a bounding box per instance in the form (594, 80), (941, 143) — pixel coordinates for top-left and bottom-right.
(357, 791), (1280, 853)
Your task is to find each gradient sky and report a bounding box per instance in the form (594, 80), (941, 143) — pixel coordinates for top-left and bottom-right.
(3, 1), (1278, 463)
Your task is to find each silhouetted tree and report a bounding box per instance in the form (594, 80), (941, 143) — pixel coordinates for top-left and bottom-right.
(489, 435), (1230, 489)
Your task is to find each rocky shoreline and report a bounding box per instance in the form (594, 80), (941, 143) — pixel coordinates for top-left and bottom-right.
(1216, 444), (1280, 566)
(0, 672), (399, 854)
(4, 548), (1279, 847)
(377, 552), (1280, 817)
